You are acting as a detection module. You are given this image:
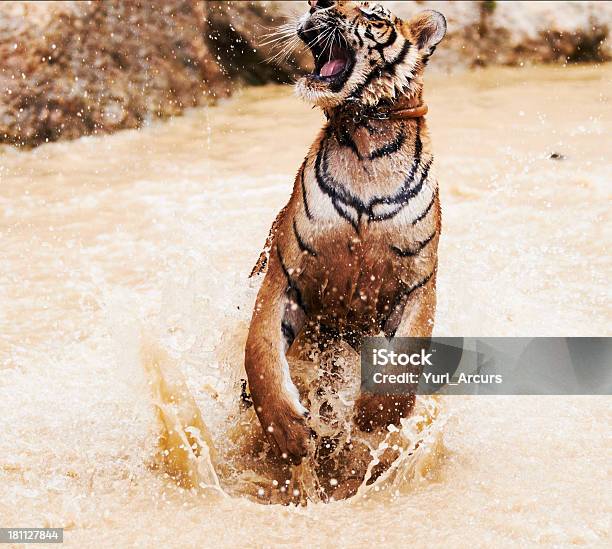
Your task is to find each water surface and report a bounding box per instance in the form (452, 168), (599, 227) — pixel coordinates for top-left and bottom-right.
(0, 65), (610, 546)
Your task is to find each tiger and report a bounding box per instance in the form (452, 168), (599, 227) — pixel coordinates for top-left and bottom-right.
(245, 0), (446, 463)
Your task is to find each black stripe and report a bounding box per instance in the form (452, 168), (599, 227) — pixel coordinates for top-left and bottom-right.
(369, 126), (406, 160)
(383, 269), (435, 338)
(413, 118), (423, 159)
(333, 198), (360, 233)
(369, 158), (432, 221)
(411, 190), (436, 225)
(281, 321), (295, 346)
(368, 119), (423, 211)
(276, 245), (306, 312)
(349, 38), (412, 101)
(315, 138), (366, 230)
(354, 27), (364, 47)
(375, 26), (397, 50)
(336, 127), (362, 159)
(390, 230), (437, 257)
(405, 270), (435, 298)
(421, 45), (437, 66)
(352, 16), (364, 47)
(293, 220), (317, 256)
(315, 124), (430, 225)
(384, 38), (411, 77)
(300, 165), (313, 220)
(362, 10), (385, 22)
(348, 67), (381, 101)
(277, 245), (292, 281)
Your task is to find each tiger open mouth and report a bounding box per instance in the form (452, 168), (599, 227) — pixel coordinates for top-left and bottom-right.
(298, 26), (355, 87)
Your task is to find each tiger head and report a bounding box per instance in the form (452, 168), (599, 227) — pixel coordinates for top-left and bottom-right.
(295, 0), (446, 109)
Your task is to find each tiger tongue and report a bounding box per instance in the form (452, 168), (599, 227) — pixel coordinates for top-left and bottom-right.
(320, 58), (347, 77)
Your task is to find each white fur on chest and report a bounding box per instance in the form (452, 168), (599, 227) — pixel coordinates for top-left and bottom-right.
(301, 149), (438, 240)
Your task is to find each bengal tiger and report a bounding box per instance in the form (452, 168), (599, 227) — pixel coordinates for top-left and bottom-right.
(245, 0), (446, 463)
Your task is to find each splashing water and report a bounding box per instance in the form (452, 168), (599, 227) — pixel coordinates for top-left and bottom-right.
(138, 274), (447, 505)
(0, 65), (610, 546)
(139, 336), (222, 494)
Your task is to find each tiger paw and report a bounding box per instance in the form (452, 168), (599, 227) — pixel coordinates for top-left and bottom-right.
(257, 400), (314, 464)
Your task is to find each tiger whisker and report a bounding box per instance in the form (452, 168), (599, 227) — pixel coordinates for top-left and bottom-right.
(264, 34), (303, 65)
(261, 14), (348, 69)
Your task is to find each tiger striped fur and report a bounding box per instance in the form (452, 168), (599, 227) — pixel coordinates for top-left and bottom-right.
(245, 1), (446, 463)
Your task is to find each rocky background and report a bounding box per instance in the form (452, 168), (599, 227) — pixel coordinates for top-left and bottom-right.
(1, 0), (610, 148)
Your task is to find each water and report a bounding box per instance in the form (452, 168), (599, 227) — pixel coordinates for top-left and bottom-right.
(0, 65), (610, 546)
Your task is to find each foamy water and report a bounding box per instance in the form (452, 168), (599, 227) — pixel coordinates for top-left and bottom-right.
(0, 65), (610, 546)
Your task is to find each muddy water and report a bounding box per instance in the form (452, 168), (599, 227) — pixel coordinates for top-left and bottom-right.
(0, 65), (610, 547)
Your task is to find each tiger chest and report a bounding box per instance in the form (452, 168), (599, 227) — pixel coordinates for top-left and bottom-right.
(290, 220), (426, 329)
(286, 122), (439, 329)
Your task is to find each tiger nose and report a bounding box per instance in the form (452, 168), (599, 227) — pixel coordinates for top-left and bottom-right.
(308, 0), (335, 10)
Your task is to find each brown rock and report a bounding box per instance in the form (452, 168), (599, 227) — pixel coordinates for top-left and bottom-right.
(1, 1), (609, 148)
(383, 1), (611, 69)
(207, 1), (611, 75)
(0, 1), (229, 148)
(205, 1), (312, 85)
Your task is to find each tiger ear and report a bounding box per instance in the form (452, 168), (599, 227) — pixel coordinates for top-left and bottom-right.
(404, 10), (446, 53)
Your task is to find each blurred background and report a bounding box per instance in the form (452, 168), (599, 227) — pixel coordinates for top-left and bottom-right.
(0, 0), (610, 147)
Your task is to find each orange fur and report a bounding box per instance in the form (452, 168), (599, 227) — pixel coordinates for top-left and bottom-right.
(245, 2), (446, 462)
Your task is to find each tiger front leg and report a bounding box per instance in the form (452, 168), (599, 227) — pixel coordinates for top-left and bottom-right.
(355, 271), (437, 432)
(245, 250), (312, 463)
